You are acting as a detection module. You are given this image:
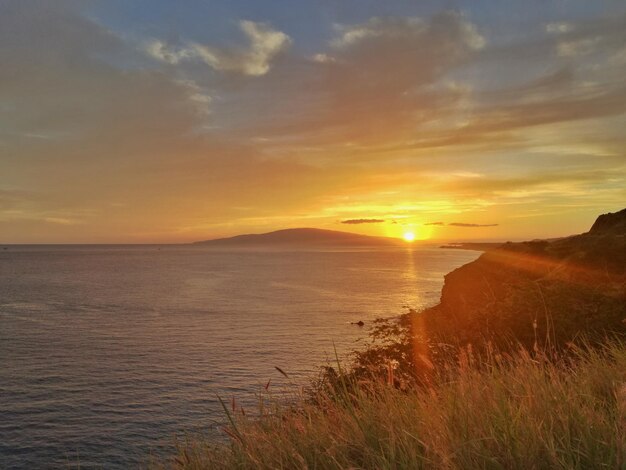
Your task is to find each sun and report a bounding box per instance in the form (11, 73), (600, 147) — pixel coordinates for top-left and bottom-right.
(403, 231), (416, 242)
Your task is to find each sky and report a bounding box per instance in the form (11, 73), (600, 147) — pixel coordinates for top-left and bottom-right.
(1, 0), (625, 243)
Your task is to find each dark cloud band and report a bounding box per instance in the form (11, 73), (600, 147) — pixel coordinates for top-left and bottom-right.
(341, 219), (386, 224)
(449, 223), (499, 227)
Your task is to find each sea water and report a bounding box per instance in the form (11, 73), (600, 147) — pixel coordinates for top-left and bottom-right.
(0, 245), (479, 468)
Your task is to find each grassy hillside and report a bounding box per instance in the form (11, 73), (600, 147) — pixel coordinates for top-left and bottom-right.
(422, 208), (625, 355)
(157, 342), (625, 469)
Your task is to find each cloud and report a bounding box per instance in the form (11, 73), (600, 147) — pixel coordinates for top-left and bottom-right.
(144, 40), (194, 64)
(341, 218), (385, 224)
(394, 82), (626, 154)
(557, 37), (600, 57)
(448, 223), (499, 227)
(551, 14), (625, 58)
(424, 221), (499, 228)
(2, 2), (625, 243)
(145, 20), (291, 76)
(311, 53), (336, 64)
(44, 217), (79, 225)
(0, 0), (205, 143)
(332, 14), (484, 50)
(0, 1), (327, 242)
(223, 12), (624, 164)
(243, 11), (485, 145)
(364, 14), (626, 154)
(546, 22), (573, 34)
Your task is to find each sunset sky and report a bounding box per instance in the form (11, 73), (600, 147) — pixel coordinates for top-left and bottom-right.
(1, 0), (625, 243)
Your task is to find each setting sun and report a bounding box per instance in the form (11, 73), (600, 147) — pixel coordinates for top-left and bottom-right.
(403, 232), (416, 242)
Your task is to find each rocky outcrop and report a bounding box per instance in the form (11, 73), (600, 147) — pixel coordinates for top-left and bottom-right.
(590, 207), (626, 234)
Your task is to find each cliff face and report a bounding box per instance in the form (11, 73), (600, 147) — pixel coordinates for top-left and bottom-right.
(421, 209), (626, 349)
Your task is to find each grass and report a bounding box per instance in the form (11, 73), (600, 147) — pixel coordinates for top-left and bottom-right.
(154, 341), (626, 469)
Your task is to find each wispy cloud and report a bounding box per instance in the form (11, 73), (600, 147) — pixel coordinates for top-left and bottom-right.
(449, 223), (499, 227)
(44, 217), (79, 225)
(341, 218), (385, 224)
(246, 11), (486, 145)
(331, 14), (484, 50)
(424, 222), (444, 226)
(145, 20), (291, 76)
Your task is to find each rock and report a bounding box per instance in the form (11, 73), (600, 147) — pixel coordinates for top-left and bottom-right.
(589, 208), (626, 234)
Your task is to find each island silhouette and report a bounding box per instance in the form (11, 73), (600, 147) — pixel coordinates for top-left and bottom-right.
(194, 227), (407, 247)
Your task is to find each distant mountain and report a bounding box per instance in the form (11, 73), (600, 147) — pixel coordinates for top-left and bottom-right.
(194, 228), (404, 247)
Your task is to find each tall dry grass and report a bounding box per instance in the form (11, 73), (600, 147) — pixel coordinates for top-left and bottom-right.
(155, 341), (626, 469)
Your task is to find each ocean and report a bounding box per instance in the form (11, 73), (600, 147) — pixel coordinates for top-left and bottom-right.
(0, 245), (479, 468)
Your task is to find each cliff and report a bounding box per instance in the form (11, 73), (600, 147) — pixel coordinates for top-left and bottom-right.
(421, 208), (626, 350)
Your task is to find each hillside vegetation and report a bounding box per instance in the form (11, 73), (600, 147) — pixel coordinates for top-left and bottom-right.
(430, 209), (625, 346)
(158, 342), (625, 469)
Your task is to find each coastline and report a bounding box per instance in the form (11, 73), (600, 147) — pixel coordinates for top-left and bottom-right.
(155, 209), (625, 468)
(159, 208), (626, 468)
(438, 242), (503, 251)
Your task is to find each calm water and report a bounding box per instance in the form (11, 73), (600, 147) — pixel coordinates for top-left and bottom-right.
(0, 245), (478, 469)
